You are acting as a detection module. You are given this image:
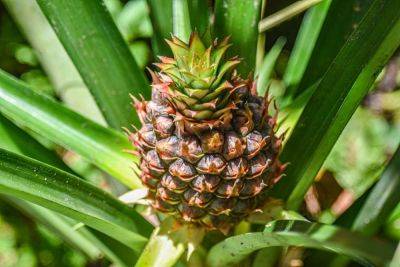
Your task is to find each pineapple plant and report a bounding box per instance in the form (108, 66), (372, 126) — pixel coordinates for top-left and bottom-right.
(0, 0), (399, 267)
(129, 33), (285, 233)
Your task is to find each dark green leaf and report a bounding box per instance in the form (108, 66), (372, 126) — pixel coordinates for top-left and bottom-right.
(272, 0), (400, 209)
(0, 70), (141, 188)
(351, 146), (400, 234)
(327, 146), (400, 267)
(4, 197), (103, 260)
(214, 0), (262, 75)
(0, 148), (152, 252)
(187, 0), (211, 44)
(0, 114), (70, 171)
(0, 113), (134, 266)
(207, 220), (395, 267)
(147, 0), (173, 56)
(0, 114), (102, 261)
(36, 0), (150, 129)
(295, 0), (374, 96)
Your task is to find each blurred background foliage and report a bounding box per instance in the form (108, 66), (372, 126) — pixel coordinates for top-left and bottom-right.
(0, 0), (399, 266)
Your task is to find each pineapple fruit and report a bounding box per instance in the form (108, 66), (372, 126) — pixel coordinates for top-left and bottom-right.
(129, 33), (284, 233)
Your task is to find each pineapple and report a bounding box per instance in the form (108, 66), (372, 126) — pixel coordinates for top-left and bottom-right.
(129, 33), (284, 233)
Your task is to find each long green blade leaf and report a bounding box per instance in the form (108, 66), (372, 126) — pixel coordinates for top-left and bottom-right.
(257, 37), (286, 96)
(0, 148), (152, 251)
(352, 146), (400, 235)
(147, 0), (173, 56)
(214, 0), (262, 75)
(391, 243), (400, 267)
(36, 0), (150, 129)
(283, 0), (332, 96)
(0, 114), (69, 171)
(187, 0), (210, 43)
(295, 0), (375, 96)
(172, 0), (191, 42)
(0, 114), (133, 266)
(327, 146), (400, 267)
(207, 220), (395, 267)
(272, 0), (400, 209)
(4, 197), (102, 260)
(0, 115), (102, 260)
(1, 0), (105, 124)
(0, 70), (141, 188)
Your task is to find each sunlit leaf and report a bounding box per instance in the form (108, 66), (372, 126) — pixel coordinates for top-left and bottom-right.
(0, 70), (141, 188)
(214, 0), (262, 75)
(0, 148), (152, 252)
(207, 220), (395, 267)
(272, 0), (400, 209)
(37, 0), (150, 129)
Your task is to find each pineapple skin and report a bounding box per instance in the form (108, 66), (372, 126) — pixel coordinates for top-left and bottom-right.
(130, 33), (284, 232)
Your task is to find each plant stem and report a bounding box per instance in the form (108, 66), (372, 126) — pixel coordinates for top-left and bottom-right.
(259, 0), (323, 32)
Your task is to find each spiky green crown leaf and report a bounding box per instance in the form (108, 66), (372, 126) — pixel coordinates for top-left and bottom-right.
(153, 33), (242, 121)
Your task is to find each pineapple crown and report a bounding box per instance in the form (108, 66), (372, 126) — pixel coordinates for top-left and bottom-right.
(152, 32), (244, 123)
(156, 32), (240, 90)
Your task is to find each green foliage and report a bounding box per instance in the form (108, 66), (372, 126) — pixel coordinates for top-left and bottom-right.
(296, 0), (375, 96)
(214, 0), (262, 75)
(0, 0), (399, 266)
(37, 0), (150, 129)
(0, 148), (152, 251)
(323, 108), (391, 196)
(0, 70), (142, 188)
(147, 0), (173, 56)
(257, 37), (286, 96)
(0, 204), (87, 267)
(207, 220), (395, 267)
(283, 0), (332, 96)
(273, 0), (400, 209)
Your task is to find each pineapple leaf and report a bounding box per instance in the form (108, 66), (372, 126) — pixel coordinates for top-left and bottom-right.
(0, 70), (142, 189)
(283, 0), (332, 97)
(295, 0), (375, 97)
(352, 147), (400, 235)
(187, 0), (211, 45)
(172, 0), (192, 43)
(0, 113), (138, 267)
(391, 244), (400, 267)
(36, 0), (150, 129)
(214, 0), (262, 76)
(272, 0), (400, 209)
(256, 37), (286, 96)
(147, 0), (174, 56)
(0, 114), (72, 172)
(3, 197), (103, 260)
(327, 145), (400, 266)
(0, 148), (153, 252)
(207, 220), (395, 267)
